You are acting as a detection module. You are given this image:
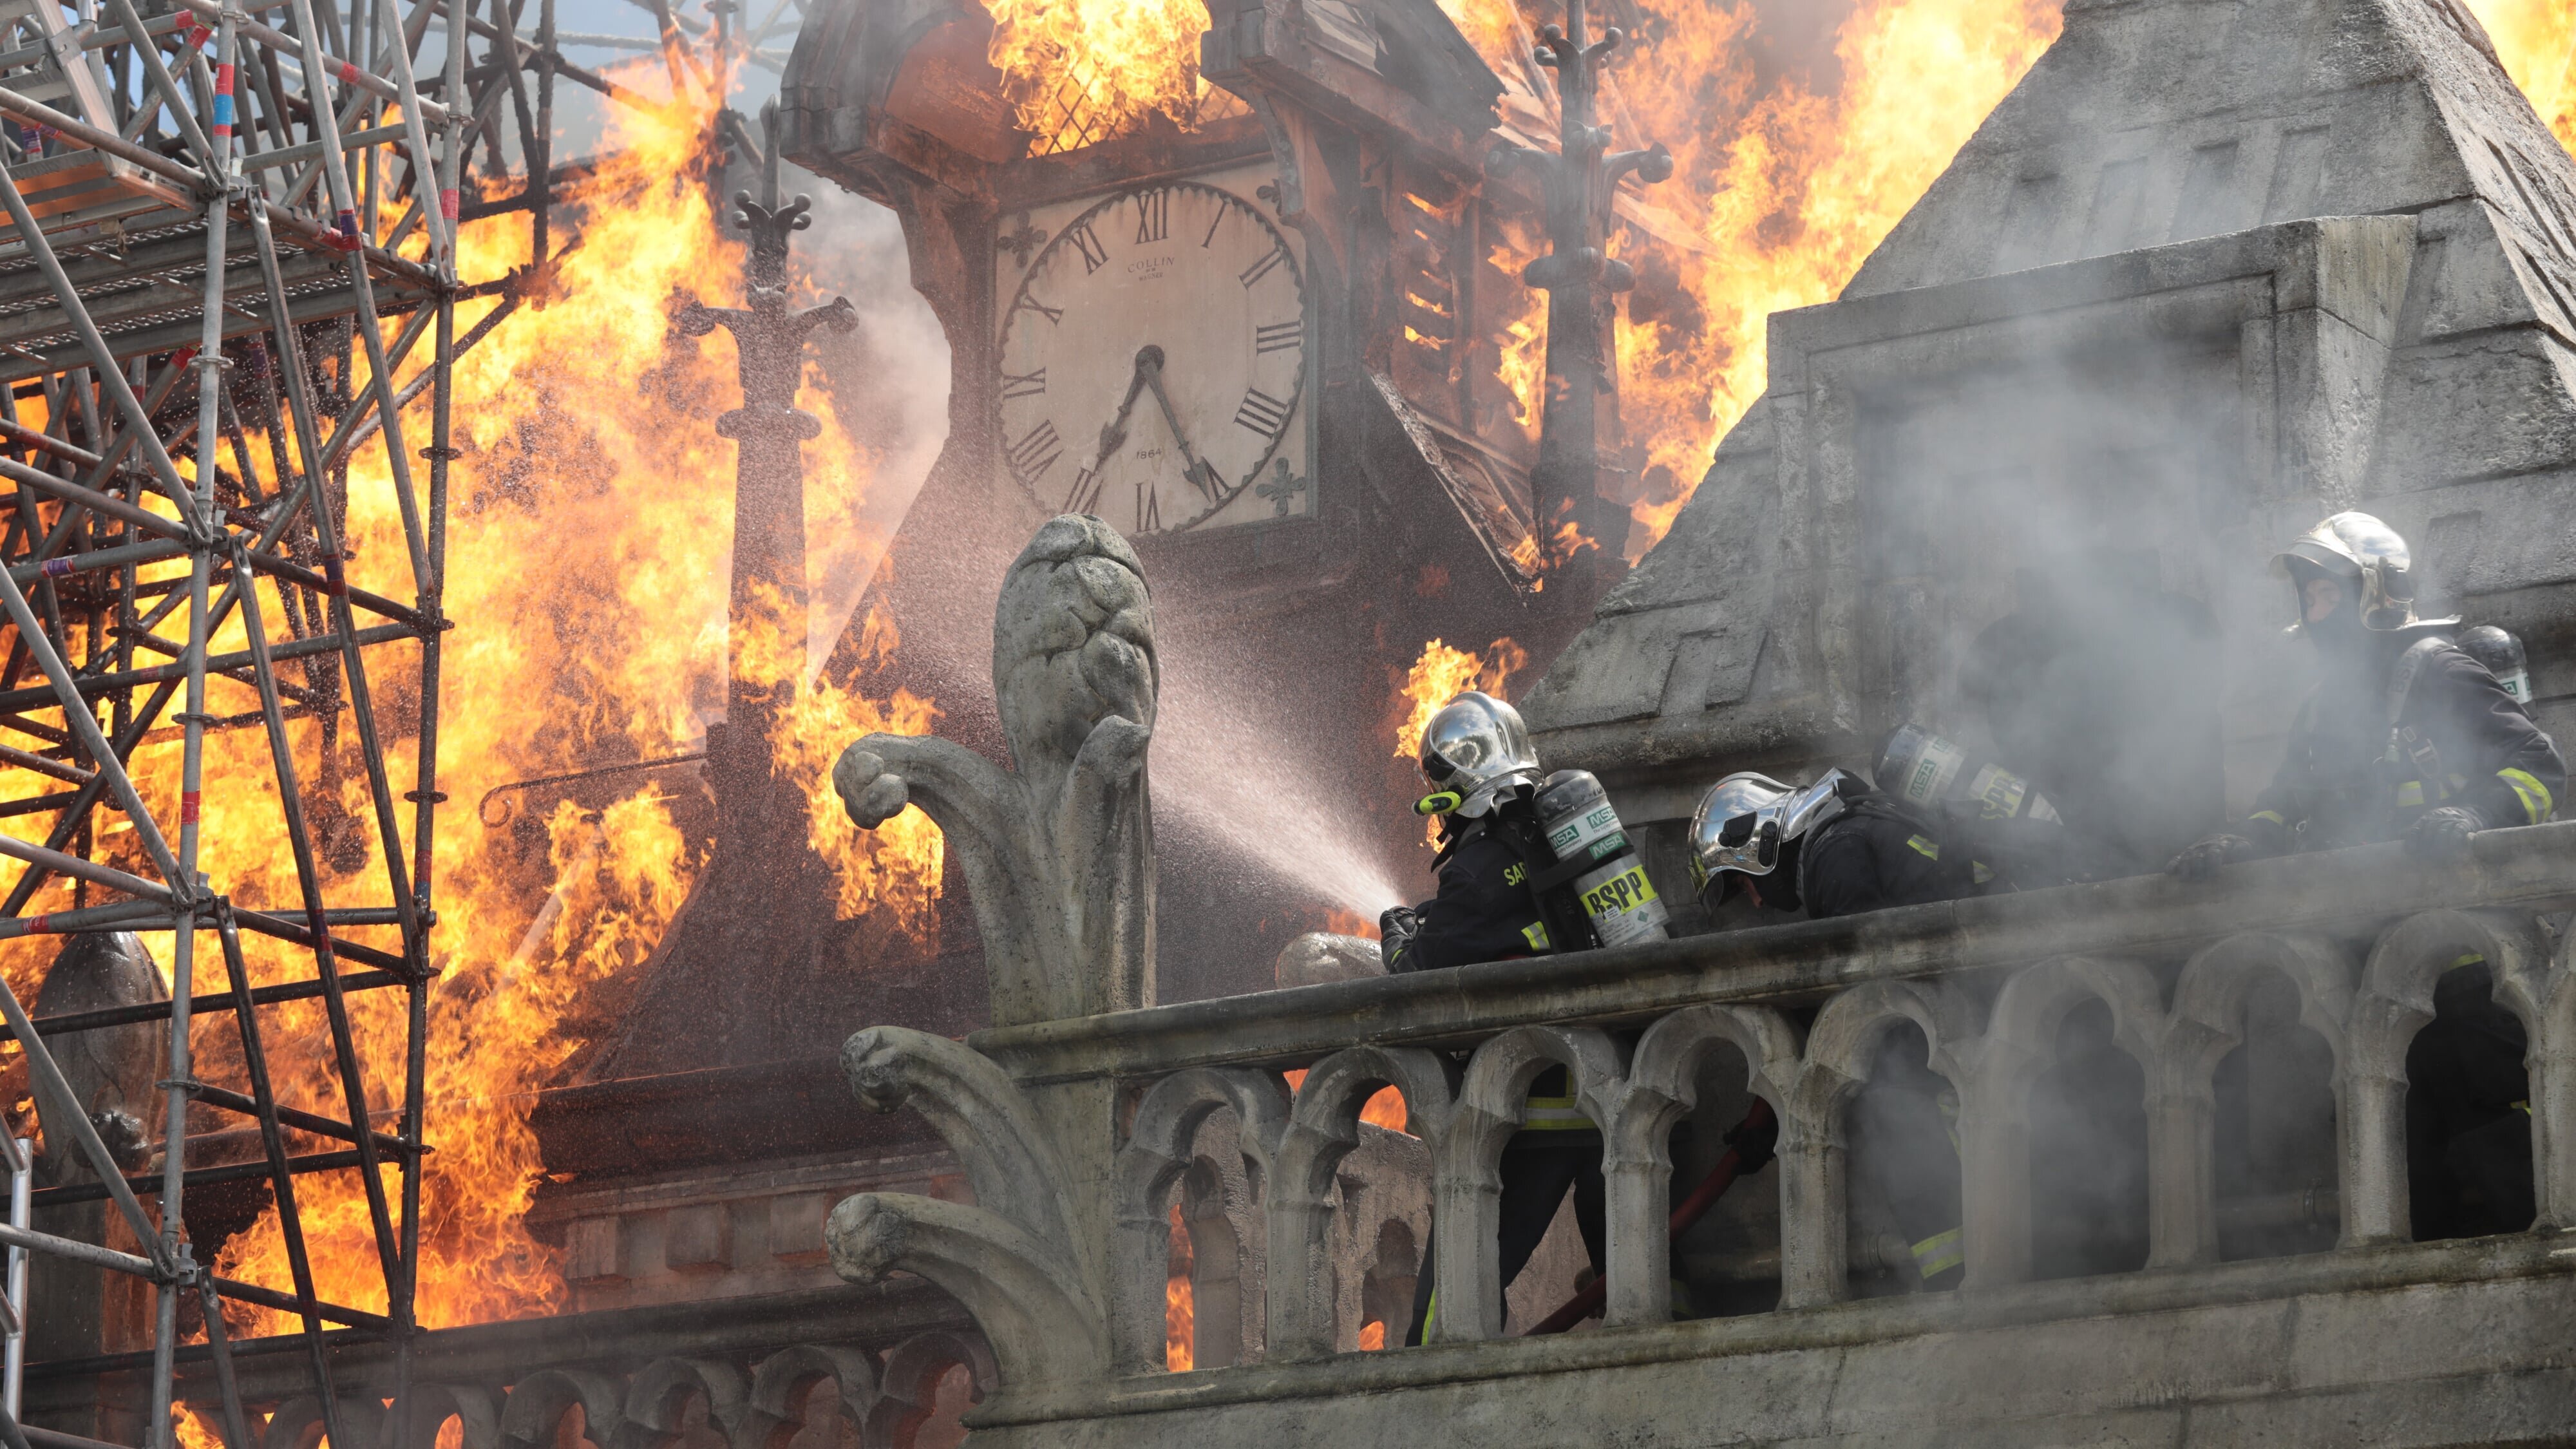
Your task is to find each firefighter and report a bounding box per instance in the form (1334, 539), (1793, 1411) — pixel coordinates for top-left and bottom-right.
(2168, 511), (2561, 1240)
(1379, 692), (1604, 1343)
(2166, 511), (2562, 875)
(1685, 768), (1976, 920)
(1378, 691), (1569, 974)
(1687, 770), (1976, 1285)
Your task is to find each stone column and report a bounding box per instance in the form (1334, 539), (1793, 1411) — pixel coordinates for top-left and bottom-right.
(1599, 1139), (1671, 1328)
(1956, 1055), (2034, 1289)
(1775, 1121), (1846, 1309)
(2143, 1079), (2221, 1268)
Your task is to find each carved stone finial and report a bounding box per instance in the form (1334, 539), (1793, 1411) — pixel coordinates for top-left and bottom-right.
(832, 515), (1158, 1026)
(733, 190), (813, 293)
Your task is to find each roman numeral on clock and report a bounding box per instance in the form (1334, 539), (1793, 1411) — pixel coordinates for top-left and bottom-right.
(1064, 466), (1104, 514)
(1001, 368), (1046, 401)
(1068, 222), (1110, 274)
(1137, 482), (1164, 533)
(1235, 387), (1292, 435)
(1012, 293), (1063, 325)
(1006, 420), (1063, 484)
(1255, 319), (1302, 354)
(1239, 246), (1288, 288)
(1134, 189), (1169, 244)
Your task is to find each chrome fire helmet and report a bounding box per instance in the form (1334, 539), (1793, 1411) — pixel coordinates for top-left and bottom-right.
(1416, 690), (1543, 818)
(1686, 769), (1860, 900)
(2273, 511), (2423, 634)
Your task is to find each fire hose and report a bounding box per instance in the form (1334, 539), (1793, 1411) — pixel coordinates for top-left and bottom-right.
(1523, 1097), (1778, 1336)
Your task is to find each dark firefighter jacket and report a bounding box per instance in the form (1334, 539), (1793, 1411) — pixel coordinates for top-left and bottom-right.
(1387, 824), (1553, 973)
(2250, 635), (2564, 847)
(1795, 799), (1978, 920)
(1388, 809), (1593, 1132)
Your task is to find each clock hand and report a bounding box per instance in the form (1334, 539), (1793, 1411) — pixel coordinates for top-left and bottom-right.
(1091, 348), (1155, 471)
(1135, 347), (1224, 502)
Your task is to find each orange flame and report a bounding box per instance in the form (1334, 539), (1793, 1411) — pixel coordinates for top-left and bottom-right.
(0, 58), (947, 1340)
(1487, 217), (1549, 442)
(1396, 636), (1527, 844)
(981, 0), (1245, 155)
(1358, 1320), (1387, 1350)
(1322, 907), (1380, 939)
(1282, 1068), (1409, 1133)
(1504, 498), (1600, 586)
(1166, 1199), (1195, 1371)
(1591, 0), (2062, 554)
(1394, 638), (1528, 767)
(2474, 0), (2576, 148)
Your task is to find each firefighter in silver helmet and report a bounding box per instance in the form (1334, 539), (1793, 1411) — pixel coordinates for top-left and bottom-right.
(1686, 770), (1975, 920)
(1685, 769), (1976, 1289)
(2167, 511), (2562, 876)
(2169, 511), (2561, 1240)
(1381, 691), (1616, 1343)
(1378, 692), (1565, 971)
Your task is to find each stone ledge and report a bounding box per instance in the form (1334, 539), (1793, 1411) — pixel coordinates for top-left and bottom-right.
(972, 822), (2576, 1083)
(970, 1231), (2576, 1432)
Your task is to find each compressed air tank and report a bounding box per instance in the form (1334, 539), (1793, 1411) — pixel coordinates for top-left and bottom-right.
(2459, 625), (2533, 706)
(1535, 770), (1669, 948)
(1873, 723), (2063, 825)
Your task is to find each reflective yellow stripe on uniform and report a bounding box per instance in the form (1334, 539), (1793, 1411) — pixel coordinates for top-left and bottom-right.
(1520, 1093), (1596, 1130)
(1911, 1227), (1964, 1278)
(2500, 767), (2556, 825)
(1520, 920), (1551, 952)
(1907, 835), (1940, 860)
(2249, 810), (2287, 828)
(2396, 781), (2425, 809)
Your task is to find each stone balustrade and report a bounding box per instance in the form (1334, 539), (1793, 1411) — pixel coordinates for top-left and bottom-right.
(965, 822), (2576, 1379)
(226, 1332), (994, 1449)
(27, 1283), (995, 1449)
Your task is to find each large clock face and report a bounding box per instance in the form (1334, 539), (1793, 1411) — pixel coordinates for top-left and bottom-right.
(996, 181), (1307, 535)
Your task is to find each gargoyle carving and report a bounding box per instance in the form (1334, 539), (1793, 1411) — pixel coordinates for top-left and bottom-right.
(828, 1029), (1105, 1387)
(840, 1027), (1077, 1252)
(826, 1195), (1106, 1387)
(833, 514), (1157, 1025)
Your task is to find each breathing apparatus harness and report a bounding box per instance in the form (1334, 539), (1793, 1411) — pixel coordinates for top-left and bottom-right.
(1428, 798), (1598, 957)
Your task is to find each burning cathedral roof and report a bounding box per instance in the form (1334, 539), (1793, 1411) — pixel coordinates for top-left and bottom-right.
(1522, 0), (2576, 778)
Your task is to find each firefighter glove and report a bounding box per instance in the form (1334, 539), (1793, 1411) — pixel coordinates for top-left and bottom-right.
(1379, 905), (1423, 972)
(2406, 805), (2484, 862)
(2167, 833), (2259, 882)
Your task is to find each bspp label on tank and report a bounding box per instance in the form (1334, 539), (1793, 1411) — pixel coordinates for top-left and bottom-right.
(1576, 862), (1665, 947)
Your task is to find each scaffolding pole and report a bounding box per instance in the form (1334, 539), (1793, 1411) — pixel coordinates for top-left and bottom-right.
(0, 0), (763, 1435)
(0, 0), (573, 1434)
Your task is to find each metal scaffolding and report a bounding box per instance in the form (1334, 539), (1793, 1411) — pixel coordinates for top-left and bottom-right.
(0, 0), (812, 1434)
(0, 0), (776, 1434)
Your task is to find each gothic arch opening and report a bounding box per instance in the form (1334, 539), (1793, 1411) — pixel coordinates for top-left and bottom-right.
(1842, 1020), (1964, 1297)
(2214, 967), (2340, 1260)
(1665, 1037), (1780, 1319)
(1358, 1217), (1417, 1350)
(2029, 998), (2150, 1280)
(2407, 958), (2536, 1240)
